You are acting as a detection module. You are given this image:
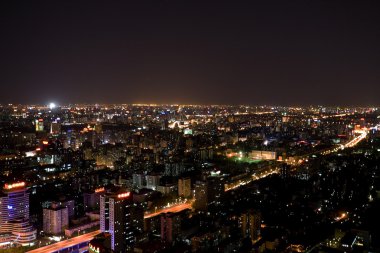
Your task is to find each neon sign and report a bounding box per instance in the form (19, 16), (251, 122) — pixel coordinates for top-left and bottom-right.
(4, 182), (25, 190)
(95, 187), (105, 193)
(117, 192), (130, 199)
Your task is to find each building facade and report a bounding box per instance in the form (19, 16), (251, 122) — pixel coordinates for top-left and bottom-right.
(43, 203), (69, 235)
(100, 190), (135, 252)
(0, 182), (37, 246)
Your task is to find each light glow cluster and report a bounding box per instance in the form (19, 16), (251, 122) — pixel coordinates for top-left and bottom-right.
(117, 192), (130, 199)
(95, 187), (105, 193)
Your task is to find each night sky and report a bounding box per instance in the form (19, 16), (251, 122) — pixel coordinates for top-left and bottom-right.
(0, 0), (379, 106)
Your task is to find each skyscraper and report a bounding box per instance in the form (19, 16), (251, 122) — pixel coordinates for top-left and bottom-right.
(194, 181), (208, 211)
(0, 182), (37, 246)
(100, 190), (134, 253)
(193, 176), (225, 211)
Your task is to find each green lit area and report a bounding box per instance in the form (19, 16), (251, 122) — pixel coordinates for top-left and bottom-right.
(230, 157), (262, 164)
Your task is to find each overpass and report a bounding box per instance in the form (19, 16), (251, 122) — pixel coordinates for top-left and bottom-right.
(26, 230), (100, 253)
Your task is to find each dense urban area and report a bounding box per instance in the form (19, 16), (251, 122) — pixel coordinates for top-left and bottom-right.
(0, 104), (379, 253)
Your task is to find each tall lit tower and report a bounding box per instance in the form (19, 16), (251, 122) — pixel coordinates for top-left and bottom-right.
(100, 190), (134, 253)
(0, 182), (37, 246)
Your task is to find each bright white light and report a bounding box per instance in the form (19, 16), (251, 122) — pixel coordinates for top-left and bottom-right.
(49, 103), (56, 110)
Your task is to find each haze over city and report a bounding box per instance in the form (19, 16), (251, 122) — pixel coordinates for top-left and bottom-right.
(0, 0), (379, 105)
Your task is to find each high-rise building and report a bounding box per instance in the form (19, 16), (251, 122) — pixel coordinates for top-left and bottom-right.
(50, 121), (61, 135)
(240, 210), (261, 243)
(130, 204), (144, 235)
(207, 176), (225, 206)
(83, 187), (104, 211)
(193, 176), (225, 211)
(42, 199), (75, 218)
(64, 199), (75, 218)
(0, 182), (37, 246)
(43, 203), (69, 235)
(145, 174), (161, 191)
(132, 173), (146, 189)
(194, 181), (208, 211)
(161, 212), (182, 244)
(100, 190), (135, 252)
(178, 177), (191, 198)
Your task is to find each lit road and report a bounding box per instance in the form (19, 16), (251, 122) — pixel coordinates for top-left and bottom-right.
(26, 230), (100, 253)
(321, 112), (355, 119)
(320, 128), (368, 155)
(225, 167), (280, 192)
(144, 202), (192, 219)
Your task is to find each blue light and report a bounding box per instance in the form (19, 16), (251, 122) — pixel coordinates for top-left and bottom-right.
(7, 205), (13, 210)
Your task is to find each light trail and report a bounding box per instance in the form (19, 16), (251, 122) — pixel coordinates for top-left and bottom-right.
(144, 202), (192, 219)
(224, 167), (280, 192)
(26, 230), (100, 253)
(321, 128), (368, 155)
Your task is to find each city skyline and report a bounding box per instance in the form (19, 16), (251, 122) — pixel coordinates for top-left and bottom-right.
(0, 104), (379, 252)
(0, 1), (379, 252)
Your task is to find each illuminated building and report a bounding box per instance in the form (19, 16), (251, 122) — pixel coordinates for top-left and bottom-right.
(132, 173), (145, 189)
(240, 210), (261, 242)
(50, 121), (61, 135)
(83, 188), (104, 211)
(0, 182), (37, 246)
(100, 190), (134, 252)
(145, 174), (161, 191)
(207, 176), (225, 206)
(64, 199), (75, 218)
(160, 212), (182, 244)
(42, 199), (75, 218)
(35, 119), (44, 132)
(183, 128), (193, 135)
(178, 177), (191, 198)
(194, 181), (208, 211)
(194, 177), (225, 211)
(130, 204), (144, 236)
(250, 150), (276, 160)
(43, 203), (69, 235)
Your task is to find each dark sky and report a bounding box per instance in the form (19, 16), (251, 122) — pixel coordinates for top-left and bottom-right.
(0, 0), (379, 106)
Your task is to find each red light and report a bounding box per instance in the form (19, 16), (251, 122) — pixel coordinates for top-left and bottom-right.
(38, 119), (43, 122)
(36, 148), (41, 151)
